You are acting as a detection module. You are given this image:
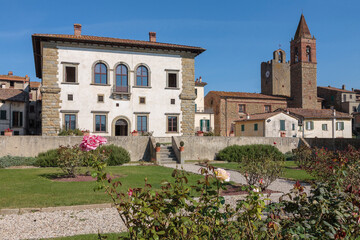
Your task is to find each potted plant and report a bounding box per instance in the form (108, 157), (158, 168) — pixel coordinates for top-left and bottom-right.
(229, 131), (235, 137)
(197, 130), (204, 136)
(132, 130), (138, 136)
(179, 141), (184, 152)
(81, 129), (90, 136)
(155, 142), (161, 152)
(4, 128), (13, 136)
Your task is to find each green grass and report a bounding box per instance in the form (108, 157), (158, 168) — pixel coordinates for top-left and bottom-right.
(44, 232), (126, 240)
(211, 161), (314, 182)
(0, 165), (202, 209)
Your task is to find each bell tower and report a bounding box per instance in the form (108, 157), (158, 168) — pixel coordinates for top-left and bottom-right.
(290, 14), (318, 109)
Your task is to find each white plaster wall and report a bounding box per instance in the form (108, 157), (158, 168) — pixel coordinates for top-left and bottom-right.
(195, 113), (214, 132)
(0, 101), (26, 135)
(303, 119), (352, 138)
(195, 86), (204, 111)
(264, 113), (298, 137)
(57, 47), (183, 137)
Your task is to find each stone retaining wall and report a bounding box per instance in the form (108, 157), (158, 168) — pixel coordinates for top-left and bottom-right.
(304, 138), (360, 151)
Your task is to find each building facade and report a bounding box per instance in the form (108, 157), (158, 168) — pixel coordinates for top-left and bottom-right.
(194, 77), (214, 133)
(28, 81), (42, 135)
(32, 24), (205, 136)
(234, 112), (299, 137)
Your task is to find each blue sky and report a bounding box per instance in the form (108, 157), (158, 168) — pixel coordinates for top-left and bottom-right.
(0, 0), (359, 94)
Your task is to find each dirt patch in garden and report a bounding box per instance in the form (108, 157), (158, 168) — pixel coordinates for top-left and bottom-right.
(51, 174), (122, 182)
(221, 184), (282, 196)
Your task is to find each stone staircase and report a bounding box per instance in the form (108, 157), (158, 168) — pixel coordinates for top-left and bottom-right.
(159, 145), (178, 164)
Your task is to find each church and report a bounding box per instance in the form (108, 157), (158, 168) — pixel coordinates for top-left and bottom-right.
(205, 14), (353, 137)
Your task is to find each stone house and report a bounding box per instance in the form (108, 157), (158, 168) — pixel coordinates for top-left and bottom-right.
(204, 91), (288, 136)
(234, 112), (299, 137)
(282, 108), (352, 138)
(28, 81), (42, 135)
(0, 72), (29, 135)
(32, 24), (205, 136)
(194, 77), (214, 133)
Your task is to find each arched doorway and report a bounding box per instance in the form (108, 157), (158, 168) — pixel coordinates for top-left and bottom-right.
(115, 119), (128, 136)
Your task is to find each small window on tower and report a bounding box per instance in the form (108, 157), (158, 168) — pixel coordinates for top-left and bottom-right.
(294, 47), (299, 63)
(306, 46), (311, 62)
(278, 51), (283, 63)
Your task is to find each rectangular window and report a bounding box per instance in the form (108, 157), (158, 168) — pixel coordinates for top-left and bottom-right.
(0, 131), (3, 135)
(98, 95), (104, 103)
(292, 123), (295, 131)
(68, 94), (73, 101)
(65, 114), (76, 130)
(322, 124), (328, 131)
(350, 95), (353, 99)
(95, 115), (106, 132)
(264, 105), (271, 113)
(171, 99), (175, 104)
(280, 120), (286, 131)
(343, 95), (347, 102)
(254, 123), (258, 131)
(137, 116), (148, 132)
(139, 97), (146, 104)
(12, 111), (23, 127)
(239, 104), (245, 113)
(336, 122), (344, 131)
(29, 93), (33, 100)
(65, 66), (76, 83)
(10, 82), (14, 87)
(29, 105), (35, 113)
(14, 131), (19, 136)
(167, 116), (178, 132)
(167, 73), (177, 88)
(306, 121), (314, 130)
(195, 104), (197, 112)
(241, 124), (245, 131)
(0, 110), (6, 120)
(200, 119), (210, 132)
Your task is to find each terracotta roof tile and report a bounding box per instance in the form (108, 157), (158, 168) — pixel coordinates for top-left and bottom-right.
(318, 86), (354, 93)
(286, 108), (351, 119)
(208, 91), (288, 100)
(0, 74), (29, 82)
(29, 81), (41, 88)
(235, 111), (298, 122)
(294, 14), (312, 39)
(0, 89), (27, 102)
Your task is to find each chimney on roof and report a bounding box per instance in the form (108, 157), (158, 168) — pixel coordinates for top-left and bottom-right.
(342, 84), (346, 90)
(333, 109), (336, 117)
(199, 76), (202, 83)
(246, 114), (250, 119)
(74, 24), (82, 36)
(149, 32), (156, 42)
(8, 71), (13, 76)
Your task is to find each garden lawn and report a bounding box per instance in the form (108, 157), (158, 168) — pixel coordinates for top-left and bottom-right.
(0, 165), (202, 209)
(211, 161), (314, 182)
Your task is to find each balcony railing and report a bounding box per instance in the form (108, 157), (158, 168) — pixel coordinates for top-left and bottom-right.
(112, 85), (130, 94)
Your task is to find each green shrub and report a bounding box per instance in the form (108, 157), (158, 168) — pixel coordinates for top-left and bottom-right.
(57, 145), (84, 177)
(34, 149), (59, 167)
(100, 144), (130, 166)
(217, 144), (285, 162)
(58, 128), (85, 136)
(0, 156), (37, 168)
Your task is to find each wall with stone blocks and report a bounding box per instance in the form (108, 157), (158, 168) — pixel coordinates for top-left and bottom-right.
(174, 136), (301, 161)
(0, 136), (150, 162)
(304, 138), (360, 151)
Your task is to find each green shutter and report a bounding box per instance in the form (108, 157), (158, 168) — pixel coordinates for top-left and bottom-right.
(200, 119), (203, 130)
(206, 120), (210, 131)
(280, 120), (285, 131)
(20, 112), (23, 127)
(0, 110), (6, 120)
(254, 123), (258, 131)
(241, 125), (245, 131)
(195, 104), (197, 112)
(292, 124), (295, 130)
(310, 121), (314, 130)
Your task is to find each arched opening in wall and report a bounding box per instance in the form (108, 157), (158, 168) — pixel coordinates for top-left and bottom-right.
(278, 51), (283, 63)
(306, 46), (311, 62)
(115, 119), (128, 136)
(294, 47), (299, 63)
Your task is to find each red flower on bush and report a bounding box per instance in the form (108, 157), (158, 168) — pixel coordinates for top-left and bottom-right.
(293, 181), (304, 193)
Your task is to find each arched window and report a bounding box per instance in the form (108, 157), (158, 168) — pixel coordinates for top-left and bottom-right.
(136, 65), (148, 86)
(306, 46), (311, 62)
(115, 64), (128, 92)
(278, 51), (283, 63)
(94, 63), (107, 84)
(294, 47), (299, 63)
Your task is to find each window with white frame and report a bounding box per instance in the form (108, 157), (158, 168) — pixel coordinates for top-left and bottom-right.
(336, 122), (344, 131)
(305, 121), (314, 130)
(322, 124), (328, 131)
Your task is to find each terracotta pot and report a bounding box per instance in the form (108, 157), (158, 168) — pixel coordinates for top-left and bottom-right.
(83, 132), (90, 136)
(132, 132), (138, 136)
(197, 132), (203, 136)
(179, 146), (184, 152)
(155, 147), (161, 152)
(229, 133), (235, 137)
(4, 131), (13, 136)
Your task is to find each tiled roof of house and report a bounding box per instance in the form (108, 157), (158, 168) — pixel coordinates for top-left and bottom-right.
(234, 111), (298, 122)
(0, 72), (29, 82)
(318, 86), (354, 93)
(208, 91), (288, 100)
(286, 108), (352, 119)
(0, 89), (27, 102)
(29, 81), (41, 88)
(32, 33), (205, 78)
(294, 14), (312, 39)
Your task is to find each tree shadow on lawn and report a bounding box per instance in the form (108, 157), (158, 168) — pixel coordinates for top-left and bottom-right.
(39, 172), (124, 182)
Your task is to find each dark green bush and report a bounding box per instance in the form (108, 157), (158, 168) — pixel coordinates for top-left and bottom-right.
(0, 156), (37, 168)
(217, 144), (285, 162)
(100, 144), (130, 166)
(58, 128), (84, 136)
(34, 149), (59, 167)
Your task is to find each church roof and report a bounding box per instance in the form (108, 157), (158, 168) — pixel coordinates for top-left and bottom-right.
(294, 14), (312, 39)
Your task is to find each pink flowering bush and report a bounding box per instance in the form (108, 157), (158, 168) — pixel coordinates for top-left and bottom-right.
(79, 135), (107, 151)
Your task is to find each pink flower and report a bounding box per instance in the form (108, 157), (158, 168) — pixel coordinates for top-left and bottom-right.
(128, 188), (133, 197)
(79, 135), (107, 151)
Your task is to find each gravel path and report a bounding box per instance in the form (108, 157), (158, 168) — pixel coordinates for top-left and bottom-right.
(1, 163), (310, 240)
(162, 163), (311, 194)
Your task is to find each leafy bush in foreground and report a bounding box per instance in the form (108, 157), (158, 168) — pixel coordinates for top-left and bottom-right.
(100, 144), (130, 166)
(0, 156), (37, 168)
(217, 144), (284, 163)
